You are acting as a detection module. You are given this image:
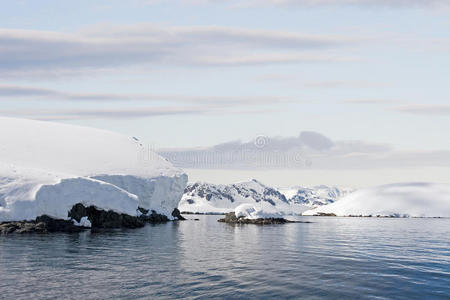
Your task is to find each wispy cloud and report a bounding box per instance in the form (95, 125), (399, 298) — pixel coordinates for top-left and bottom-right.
(266, 0), (450, 8)
(0, 106), (215, 121)
(0, 102), (279, 120)
(255, 75), (388, 88)
(0, 25), (358, 77)
(0, 84), (295, 105)
(394, 104), (450, 115)
(343, 98), (399, 104)
(187, 0), (450, 8)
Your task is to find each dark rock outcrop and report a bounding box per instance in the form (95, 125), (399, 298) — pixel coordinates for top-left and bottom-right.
(1, 203), (185, 235)
(139, 210), (169, 223)
(218, 212), (311, 225)
(171, 208), (186, 220)
(68, 203), (145, 228)
(1, 215), (85, 235)
(313, 212), (337, 217)
(36, 215), (87, 232)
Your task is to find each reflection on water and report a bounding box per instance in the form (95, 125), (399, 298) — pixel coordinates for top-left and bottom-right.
(1, 216), (449, 299)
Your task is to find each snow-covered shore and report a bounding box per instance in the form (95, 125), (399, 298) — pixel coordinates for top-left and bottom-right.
(0, 117), (187, 222)
(303, 182), (450, 218)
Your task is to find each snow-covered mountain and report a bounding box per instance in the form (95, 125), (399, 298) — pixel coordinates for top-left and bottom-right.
(303, 182), (450, 218)
(179, 180), (310, 215)
(280, 185), (354, 208)
(0, 117), (187, 222)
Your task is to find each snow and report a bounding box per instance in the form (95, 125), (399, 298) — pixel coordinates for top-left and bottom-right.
(303, 182), (450, 218)
(235, 203), (284, 219)
(0, 117), (181, 178)
(0, 117), (187, 222)
(178, 180), (310, 215)
(73, 216), (92, 228)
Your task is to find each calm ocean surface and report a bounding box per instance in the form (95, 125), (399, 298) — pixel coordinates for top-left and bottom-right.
(0, 215), (449, 299)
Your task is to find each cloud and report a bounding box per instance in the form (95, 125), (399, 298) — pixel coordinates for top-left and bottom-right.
(343, 99), (399, 104)
(0, 84), (301, 120)
(265, 0), (450, 7)
(0, 102), (280, 120)
(0, 25), (357, 77)
(254, 75), (390, 89)
(158, 131), (423, 169)
(190, 0), (450, 8)
(159, 131), (450, 170)
(0, 84), (294, 105)
(298, 131), (334, 150)
(301, 81), (387, 88)
(394, 104), (450, 115)
(0, 85), (61, 97)
(0, 106), (211, 120)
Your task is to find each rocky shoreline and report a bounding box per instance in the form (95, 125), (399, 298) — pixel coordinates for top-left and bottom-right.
(218, 212), (311, 225)
(180, 211), (225, 215)
(0, 204), (186, 235)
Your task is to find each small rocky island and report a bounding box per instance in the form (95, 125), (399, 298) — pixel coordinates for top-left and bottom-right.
(218, 212), (308, 224)
(218, 204), (311, 225)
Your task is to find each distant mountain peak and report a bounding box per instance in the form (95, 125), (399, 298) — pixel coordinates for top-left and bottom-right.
(179, 180), (352, 214)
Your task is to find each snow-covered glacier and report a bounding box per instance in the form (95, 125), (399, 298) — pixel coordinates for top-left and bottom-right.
(303, 182), (450, 218)
(178, 179), (310, 215)
(0, 117), (187, 222)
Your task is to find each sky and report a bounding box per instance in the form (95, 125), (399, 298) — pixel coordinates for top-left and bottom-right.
(1, 0), (449, 187)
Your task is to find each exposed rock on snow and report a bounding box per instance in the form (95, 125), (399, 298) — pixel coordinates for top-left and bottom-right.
(179, 179), (309, 215)
(0, 117), (187, 222)
(303, 182), (450, 218)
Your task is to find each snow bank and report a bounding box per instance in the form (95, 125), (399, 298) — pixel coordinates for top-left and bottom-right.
(235, 203), (284, 220)
(0, 117), (187, 222)
(303, 182), (450, 218)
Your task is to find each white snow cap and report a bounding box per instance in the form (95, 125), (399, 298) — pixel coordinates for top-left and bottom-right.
(0, 117), (182, 177)
(0, 117), (187, 222)
(303, 182), (450, 218)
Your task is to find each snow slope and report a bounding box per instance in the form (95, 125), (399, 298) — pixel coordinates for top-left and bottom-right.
(178, 179), (310, 215)
(280, 185), (354, 208)
(303, 182), (450, 218)
(0, 117), (187, 222)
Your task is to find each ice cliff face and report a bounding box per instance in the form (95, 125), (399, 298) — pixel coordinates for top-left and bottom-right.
(0, 117), (187, 222)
